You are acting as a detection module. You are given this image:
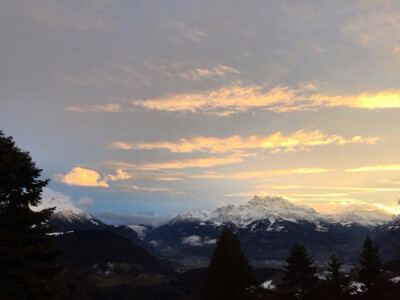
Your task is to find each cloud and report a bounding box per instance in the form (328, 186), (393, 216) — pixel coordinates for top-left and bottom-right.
(131, 82), (400, 115)
(95, 211), (176, 226)
(345, 164), (400, 172)
(105, 168), (132, 181)
(341, 1), (400, 54)
(182, 235), (217, 246)
(109, 142), (133, 150)
(30, 0), (109, 31)
(132, 85), (305, 114)
(97, 161), (186, 181)
(56, 167), (109, 187)
(179, 64), (239, 81)
(65, 103), (122, 113)
(118, 184), (172, 192)
(170, 20), (208, 41)
(310, 91), (400, 109)
(138, 155), (244, 170)
(255, 184), (400, 193)
(193, 168), (332, 179)
(74, 197), (95, 210)
(56, 167), (135, 187)
(60, 64), (150, 88)
(111, 129), (380, 154)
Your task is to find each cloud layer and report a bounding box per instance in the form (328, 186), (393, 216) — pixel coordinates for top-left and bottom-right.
(111, 129), (381, 154)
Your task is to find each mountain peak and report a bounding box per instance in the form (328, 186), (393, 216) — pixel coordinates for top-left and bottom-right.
(170, 195), (322, 227)
(247, 195), (318, 215)
(248, 195), (291, 206)
(53, 209), (94, 223)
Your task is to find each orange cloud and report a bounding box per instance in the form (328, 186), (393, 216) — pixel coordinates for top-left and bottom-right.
(56, 167), (109, 187)
(111, 129), (380, 153)
(131, 84), (400, 115)
(132, 85), (304, 113)
(311, 91), (400, 109)
(345, 164), (400, 172)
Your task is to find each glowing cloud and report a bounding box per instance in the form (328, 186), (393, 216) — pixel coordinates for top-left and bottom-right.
(132, 85), (303, 114)
(131, 83), (400, 115)
(311, 91), (400, 109)
(345, 164), (400, 172)
(111, 130), (381, 153)
(56, 167), (109, 187)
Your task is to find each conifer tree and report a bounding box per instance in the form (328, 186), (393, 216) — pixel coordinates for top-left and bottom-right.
(326, 253), (343, 297)
(0, 131), (62, 298)
(359, 234), (381, 289)
(283, 243), (317, 298)
(201, 227), (257, 300)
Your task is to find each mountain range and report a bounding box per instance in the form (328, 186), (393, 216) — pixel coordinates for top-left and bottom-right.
(48, 195), (400, 268)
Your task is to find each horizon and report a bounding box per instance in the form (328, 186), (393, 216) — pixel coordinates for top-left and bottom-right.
(2, 1), (400, 222)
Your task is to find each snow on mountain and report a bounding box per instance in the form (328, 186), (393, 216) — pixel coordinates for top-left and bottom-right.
(170, 210), (212, 224)
(30, 188), (100, 224)
(31, 187), (86, 214)
(52, 209), (96, 224)
(168, 195), (393, 228)
(329, 209), (393, 227)
(170, 195), (326, 228)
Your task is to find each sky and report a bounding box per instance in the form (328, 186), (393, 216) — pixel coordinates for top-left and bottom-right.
(2, 0), (400, 223)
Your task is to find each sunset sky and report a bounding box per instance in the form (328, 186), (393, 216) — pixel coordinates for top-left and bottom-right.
(2, 0), (400, 223)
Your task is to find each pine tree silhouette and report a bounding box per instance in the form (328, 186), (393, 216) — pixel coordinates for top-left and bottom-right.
(0, 131), (62, 299)
(326, 253), (344, 297)
(283, 243), (317, 298)
(201, 227), (257, 300)
(359, 234), (381, 290)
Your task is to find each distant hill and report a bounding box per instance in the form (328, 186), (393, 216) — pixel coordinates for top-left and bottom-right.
(56, 230), (173, 277)
(55, 231), (202, 299)
(49, 209), (144, 247)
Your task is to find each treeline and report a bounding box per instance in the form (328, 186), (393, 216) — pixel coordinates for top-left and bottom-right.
(201, 227), (399, 300)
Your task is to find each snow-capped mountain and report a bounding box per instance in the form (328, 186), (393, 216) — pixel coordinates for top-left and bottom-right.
(172, 196), (325, 228)
(52, 209), (100, 224)
(145, 196), (396, 265)
(48, 208), (144, 246)
(329, 209), (393, 227)
(35, 189), (144, 245)
(169, 195), (393, 229)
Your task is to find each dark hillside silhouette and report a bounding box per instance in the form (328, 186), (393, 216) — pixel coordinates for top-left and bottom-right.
(56, 230), (174, 277)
